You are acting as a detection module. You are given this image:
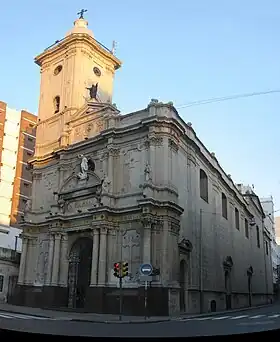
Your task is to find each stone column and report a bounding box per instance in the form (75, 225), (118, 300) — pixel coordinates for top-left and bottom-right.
(90, 229), (100, 286)
(51, 233), (62, 286)
(98, 227), (107, 286)
(161, 220), (170, 284)
(18, 237), (28, 284)
(149, 139), (156, 184)
(142, 218), (152, 264)
(59, 234), (69, 286)
(46, 233), (54, 285)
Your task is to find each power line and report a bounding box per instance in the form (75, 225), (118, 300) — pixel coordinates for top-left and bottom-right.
(176, 90), (280, 109)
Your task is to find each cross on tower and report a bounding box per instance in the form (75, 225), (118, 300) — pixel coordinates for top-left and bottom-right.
(77, 9), (87, 19)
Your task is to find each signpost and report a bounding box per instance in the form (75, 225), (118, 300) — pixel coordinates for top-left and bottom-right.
(140, 263), (153, 276)
(139, 264), (153, 319)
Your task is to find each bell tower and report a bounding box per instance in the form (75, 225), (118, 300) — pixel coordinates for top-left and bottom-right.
(34, 10), (121, 155)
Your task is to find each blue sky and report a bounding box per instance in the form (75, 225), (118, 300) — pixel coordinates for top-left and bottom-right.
(1, 1), (280, 211)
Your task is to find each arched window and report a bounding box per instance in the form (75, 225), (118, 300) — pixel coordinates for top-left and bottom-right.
(54, 96), (60, 114)
(235, 208), (239, 230)
(199, 169), (208, 202)
(222, 193), (228, 219)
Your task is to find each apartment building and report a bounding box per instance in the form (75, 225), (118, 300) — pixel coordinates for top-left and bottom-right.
(0, 101), (37, 227)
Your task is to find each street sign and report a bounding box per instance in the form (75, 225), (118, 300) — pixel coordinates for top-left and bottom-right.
(140, 263), (153, 276)
(139, 275), (153, 282)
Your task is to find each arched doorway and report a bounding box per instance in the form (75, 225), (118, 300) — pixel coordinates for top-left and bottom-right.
(68, 237), (93, 309)
(179, 260), (187, 312)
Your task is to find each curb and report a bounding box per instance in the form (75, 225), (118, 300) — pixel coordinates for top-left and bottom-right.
(69, 303), (274, 324)
(70, 318), (172, 324)
(0, 303), (274, 324)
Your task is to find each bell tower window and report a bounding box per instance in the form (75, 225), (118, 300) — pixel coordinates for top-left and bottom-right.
(54, 65), (63, 76)
(54, 96), (60, 114)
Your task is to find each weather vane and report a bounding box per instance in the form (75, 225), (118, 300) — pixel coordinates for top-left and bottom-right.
(77, 9), (87, 19)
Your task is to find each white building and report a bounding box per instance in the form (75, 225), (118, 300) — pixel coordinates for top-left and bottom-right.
(0, 225), (21, 303)
(261, 197), (279, 285)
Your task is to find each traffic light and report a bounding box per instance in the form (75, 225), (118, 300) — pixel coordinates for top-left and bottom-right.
(122, 262), (128, 277)
(114, 262), (120, 278)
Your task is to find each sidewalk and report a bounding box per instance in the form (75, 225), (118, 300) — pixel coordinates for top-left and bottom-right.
(0, 302), (274, 324)
(0, 303), (171, 323)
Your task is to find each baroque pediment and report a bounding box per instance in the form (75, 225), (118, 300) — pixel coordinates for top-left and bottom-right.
(67, 102), (120, 145)
(59, 171), (101, 195)
(69, 101), (120, 122)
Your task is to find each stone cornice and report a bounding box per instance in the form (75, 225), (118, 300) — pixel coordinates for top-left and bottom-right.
(35, 34), (122, 70)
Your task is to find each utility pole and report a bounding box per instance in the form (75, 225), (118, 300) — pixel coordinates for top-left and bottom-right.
(199, 209), (204, 313)
(119, 276), (123, 321)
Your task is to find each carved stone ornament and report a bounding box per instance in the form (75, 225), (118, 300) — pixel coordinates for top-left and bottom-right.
(24, 199), (32, 213)
(58, 199), (66, 213)
(247, 266), (254, 276)
(144, 161), (152, 182)
(77, 154), (88, 180)
(223, 256), (233, 270)
(178, 238), (193, 253)
(101, 175), (111, 194)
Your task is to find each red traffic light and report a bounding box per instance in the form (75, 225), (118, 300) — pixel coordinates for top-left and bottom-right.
(114, 262), (120, 269)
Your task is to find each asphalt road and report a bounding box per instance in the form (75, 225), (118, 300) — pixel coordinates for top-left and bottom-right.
(0, 304), (280, 337)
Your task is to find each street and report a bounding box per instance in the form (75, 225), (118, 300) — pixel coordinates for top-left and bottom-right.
(0, 304), (280, 337)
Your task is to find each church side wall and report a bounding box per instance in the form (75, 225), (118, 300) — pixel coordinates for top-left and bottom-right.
(175, 139), (273, 313)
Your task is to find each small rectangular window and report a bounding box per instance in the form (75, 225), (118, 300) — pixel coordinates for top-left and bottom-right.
(28, 137), (33, 142)
(265, 241), (269, 255)
(0, 275), (4, 292)
(26, 151), (32, 156)
(245, 219), (249, 239)
(23, 182), (29, 188)
(235, 208), (240, 230)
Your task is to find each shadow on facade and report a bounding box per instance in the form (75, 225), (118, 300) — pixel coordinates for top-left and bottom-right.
(9, 111), (36, 228)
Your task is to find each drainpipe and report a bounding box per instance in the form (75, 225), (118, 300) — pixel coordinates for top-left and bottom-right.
(14, 236), (18, 252)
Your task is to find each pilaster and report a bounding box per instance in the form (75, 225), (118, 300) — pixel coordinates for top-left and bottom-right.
(142, 217), (152, 264)
(18, 237), (29, 285)
(90, 228), (100, 286)
(59, 234), (69, 286)
(51, 233), (62, 286)
(46, 233), (54, 285)
(98, 227), (108, 286)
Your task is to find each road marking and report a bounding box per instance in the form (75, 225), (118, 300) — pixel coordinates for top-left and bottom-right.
(238, 321), (275, 326)
(194, 317), (212, 321)
(230, 315), (249, 320)
(268, 314), (280, 318)
(0, 312), (49, 320)
(0, 313), (14, 319)
(212, 316), (230, 320)
(249, 315), (265, 319)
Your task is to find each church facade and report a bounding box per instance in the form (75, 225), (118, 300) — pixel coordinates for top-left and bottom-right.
(11, 15), (273, 316)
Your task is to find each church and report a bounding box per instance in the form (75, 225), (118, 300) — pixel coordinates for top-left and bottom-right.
(11, 13), (273, 316)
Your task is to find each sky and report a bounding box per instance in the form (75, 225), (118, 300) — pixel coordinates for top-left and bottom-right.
(0, 1), (280, 211)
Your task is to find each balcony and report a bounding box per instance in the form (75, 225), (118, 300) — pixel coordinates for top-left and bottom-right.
(0, 247), (20, 264)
